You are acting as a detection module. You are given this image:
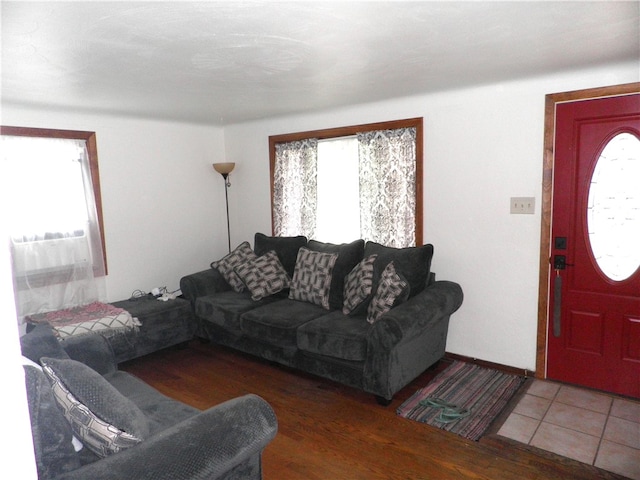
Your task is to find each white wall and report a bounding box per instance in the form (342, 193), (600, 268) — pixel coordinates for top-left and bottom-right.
(224, 62), (639, 371)
(1, 107), (227, 302)
(2, 62), (637, 372)
(0, 199), (37, 478)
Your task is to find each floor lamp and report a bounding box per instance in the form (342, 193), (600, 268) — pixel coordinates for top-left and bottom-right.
(213, 162), (235, 253)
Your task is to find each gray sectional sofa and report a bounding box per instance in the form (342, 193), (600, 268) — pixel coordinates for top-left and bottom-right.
(180, 233), (464, 404)
(21, 325), (278, 480)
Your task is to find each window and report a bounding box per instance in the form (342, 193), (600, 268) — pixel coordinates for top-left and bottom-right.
(1, 126), (107, 281)
(587, 131), (640, 281)
(316, 136), (360, 243)
(269, 118), (423, 247)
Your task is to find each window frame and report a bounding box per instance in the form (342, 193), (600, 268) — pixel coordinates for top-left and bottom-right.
(1, 125), (108, 274)
(268, 117), (423, 246)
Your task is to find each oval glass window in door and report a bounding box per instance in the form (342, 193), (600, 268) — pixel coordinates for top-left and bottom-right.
(586, 132), (640, 281)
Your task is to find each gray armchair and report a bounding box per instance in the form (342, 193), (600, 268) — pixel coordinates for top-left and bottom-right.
(21, 325), (277, 480)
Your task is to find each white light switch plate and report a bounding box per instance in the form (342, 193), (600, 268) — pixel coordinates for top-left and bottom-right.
(510, 197), (535, 214)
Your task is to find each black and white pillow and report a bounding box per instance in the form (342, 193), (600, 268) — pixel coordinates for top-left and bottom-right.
(210, 241), (258, 292)
(234, 250), (291, 301)
(289, 247), (338, 310)
(342, 254), (378, 314)
(41, 357), (150, 458)
(366, 262), (410, 324)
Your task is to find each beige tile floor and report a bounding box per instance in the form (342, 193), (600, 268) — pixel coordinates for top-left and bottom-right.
(498, 379), (640, 479)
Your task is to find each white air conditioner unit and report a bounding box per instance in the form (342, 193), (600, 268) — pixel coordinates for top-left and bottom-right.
(11, 236), (92, 275)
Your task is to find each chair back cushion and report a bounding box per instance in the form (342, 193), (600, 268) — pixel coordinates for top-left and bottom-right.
(24, 365), (81, 478)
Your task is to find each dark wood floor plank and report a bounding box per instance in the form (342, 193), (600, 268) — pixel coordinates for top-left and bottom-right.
(121, 341), (626, 480)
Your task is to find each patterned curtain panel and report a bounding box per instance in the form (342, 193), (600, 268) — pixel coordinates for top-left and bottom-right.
(357, 128), (416, 247)
(273, 139), (318, 238)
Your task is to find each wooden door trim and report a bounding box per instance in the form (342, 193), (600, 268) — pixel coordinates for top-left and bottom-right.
(536, 82), (640, 379)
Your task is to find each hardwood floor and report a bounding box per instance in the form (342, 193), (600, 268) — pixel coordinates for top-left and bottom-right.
(121, 341), (627, 480)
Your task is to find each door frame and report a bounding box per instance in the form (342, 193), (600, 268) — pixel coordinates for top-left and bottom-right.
(536, 82), (640, 380)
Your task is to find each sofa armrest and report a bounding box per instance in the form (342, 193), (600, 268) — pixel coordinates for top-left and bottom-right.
(180, 268), (231, 306)
(54, 394), (278, 480)
(60, 332), (118, 375)
(369, 280), (463, 350)
(363, 281), (463, 400)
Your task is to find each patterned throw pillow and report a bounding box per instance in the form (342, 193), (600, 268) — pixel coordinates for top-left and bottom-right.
(342, 254), (378, 314)
(41, 357), (150, 458)
(234, 250), (291, 301)
(366, 262), (410, 324)
(307, 239), (365, 310)
(210, 241), (258, 292)
(289, 247), (338, 310)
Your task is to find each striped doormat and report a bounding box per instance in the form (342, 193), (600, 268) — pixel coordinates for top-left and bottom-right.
(397, 360), (526, 441)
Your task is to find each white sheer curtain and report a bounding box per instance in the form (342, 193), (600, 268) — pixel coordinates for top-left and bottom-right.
(2, 135), (106, 320)
(357, 128), (416, 247)
(273, 139), (318, 238)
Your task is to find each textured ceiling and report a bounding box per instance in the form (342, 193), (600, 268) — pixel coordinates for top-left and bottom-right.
(2, 1), (639, 125)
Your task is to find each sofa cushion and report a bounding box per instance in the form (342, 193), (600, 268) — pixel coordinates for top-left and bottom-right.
(41, 357), (150, 458)
(296, 311), (371, 362)
(234, 250), (291, 301)
(307, 239), (365, 310)
(196, 291), (276, 335)
(241, 299), (327, 348)
(342, 254), (378, 315)
(289, 247), (338, 310)
(105, 371), (199, 434)
(364, 241), (434, 299)
(254, 232), (307, 278)
(210, 241), (258, 293)
(366, 262), (410, 324)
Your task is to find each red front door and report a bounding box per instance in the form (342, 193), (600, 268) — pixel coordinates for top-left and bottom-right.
(548, 93), (640, 398)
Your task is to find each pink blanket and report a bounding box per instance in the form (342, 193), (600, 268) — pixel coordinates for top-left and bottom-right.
(27, 302), (140, 339)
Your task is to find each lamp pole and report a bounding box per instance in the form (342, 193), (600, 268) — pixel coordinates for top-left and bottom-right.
(212, 163), (236, 253)
(222, 173), (231, 253)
